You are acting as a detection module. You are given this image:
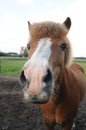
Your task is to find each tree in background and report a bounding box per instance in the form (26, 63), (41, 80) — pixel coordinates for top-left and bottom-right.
(19, 46), (28, 57)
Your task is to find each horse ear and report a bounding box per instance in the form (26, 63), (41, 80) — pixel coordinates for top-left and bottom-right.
(63, 17), (71, 30)
(28, 21), (31, 31)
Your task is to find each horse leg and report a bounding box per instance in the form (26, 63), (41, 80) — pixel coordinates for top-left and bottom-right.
(44, 123), (55, 130)
(43, 118), (55, 130)
(62, 120), (73, 130)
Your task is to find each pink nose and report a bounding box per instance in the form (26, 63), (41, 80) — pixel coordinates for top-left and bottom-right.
(24, 66), (46, 95)
(20, 67), (53, 103)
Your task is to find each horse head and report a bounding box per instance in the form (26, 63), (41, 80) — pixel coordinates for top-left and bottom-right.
(20, 17), (72, 103)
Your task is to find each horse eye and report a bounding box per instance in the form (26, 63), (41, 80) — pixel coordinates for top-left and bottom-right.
(60, 43), (67, 51)
(27, 43), (31, 50)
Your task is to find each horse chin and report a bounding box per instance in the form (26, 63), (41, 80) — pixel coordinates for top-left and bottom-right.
(24, 97), (49, 104)
(30, 99), (49, 104)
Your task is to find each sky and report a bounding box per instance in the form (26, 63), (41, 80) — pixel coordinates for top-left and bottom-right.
(0, 0), (86, 57)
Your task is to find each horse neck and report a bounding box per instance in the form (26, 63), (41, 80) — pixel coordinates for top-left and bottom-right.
(53, 68), (81, 107)
(51, 68), (66, 105)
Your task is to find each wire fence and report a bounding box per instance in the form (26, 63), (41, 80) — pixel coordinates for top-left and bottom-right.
(0, 56), (86, 74)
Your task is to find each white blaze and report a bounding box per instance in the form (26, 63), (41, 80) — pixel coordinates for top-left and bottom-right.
(24, 38), (52, 69)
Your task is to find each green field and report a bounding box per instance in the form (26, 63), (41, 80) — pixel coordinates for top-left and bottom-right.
(0, 60), (86, 79)
(0, 60), (26, 76)
(76, 62), (86, 78)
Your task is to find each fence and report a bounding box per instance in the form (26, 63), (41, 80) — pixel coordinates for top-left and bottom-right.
(0, 57), (86, 74)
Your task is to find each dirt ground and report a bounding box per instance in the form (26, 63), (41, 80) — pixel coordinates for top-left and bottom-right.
(0, 76), (86, 130)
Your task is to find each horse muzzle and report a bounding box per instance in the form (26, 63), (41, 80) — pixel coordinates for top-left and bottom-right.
(20, 68), (53, 104)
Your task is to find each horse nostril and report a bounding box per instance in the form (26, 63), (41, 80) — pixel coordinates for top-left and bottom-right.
(20, 70), (27, 85)
(43, 69), (52, 83)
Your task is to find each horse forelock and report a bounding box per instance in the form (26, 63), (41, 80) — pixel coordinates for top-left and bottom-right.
(29, 21), (68, 41)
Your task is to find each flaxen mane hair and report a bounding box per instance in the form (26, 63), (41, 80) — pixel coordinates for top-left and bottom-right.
(28, 21), (73, 67)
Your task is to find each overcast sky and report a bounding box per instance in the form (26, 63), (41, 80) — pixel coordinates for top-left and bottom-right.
(0, 0), (86, 57)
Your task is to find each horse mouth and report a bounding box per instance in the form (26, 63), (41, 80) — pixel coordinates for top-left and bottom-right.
(24, 90), (49, 104)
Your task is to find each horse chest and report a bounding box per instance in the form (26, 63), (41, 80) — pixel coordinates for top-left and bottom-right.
(40, 102), (56, 124)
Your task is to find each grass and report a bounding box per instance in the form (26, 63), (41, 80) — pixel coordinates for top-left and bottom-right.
(0, 60), (26, 76)
(76, 61), (86, 78)
(0, 60), (86, 79)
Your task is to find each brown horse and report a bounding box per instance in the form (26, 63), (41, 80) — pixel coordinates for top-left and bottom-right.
(20, 17), (86, 130)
